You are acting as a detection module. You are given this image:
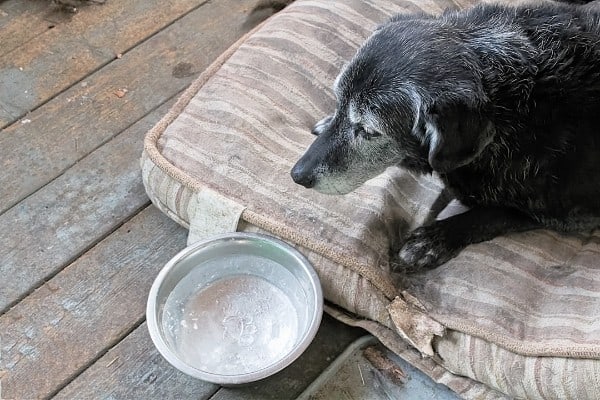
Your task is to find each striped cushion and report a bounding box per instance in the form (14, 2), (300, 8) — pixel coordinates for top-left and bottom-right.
(142, 0), (600, 398)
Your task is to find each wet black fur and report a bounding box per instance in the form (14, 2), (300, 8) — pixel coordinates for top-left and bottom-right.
(296, 1), (600, 269)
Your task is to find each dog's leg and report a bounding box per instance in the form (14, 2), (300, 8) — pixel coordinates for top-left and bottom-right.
(423, 187), (453, 225)
(397, 206), (541, 270)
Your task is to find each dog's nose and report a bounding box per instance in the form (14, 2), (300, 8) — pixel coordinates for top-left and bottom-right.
(290, 163), (316, 188)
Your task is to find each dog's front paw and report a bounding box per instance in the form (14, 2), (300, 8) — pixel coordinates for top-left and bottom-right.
(398, 224), (460, 270)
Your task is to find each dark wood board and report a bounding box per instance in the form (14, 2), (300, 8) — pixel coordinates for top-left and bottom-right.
(208, 314), (365, 400)
(53, 323), (220, 400)
(0, 97), (175, 313)
(0, 0), (208, 127)
(53, 316), (364, 400)
(0, 0), (258, 214)
(0, 0), (57, 57)
(0, 207), (188, 399)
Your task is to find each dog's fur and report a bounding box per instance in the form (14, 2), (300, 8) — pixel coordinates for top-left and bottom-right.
(291, 0), (600, 269)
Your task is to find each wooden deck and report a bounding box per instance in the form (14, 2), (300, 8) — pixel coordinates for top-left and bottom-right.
(0, 1), (366, 398)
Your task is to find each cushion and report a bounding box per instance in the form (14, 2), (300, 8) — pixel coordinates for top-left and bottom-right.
(141, 0), (600, 398)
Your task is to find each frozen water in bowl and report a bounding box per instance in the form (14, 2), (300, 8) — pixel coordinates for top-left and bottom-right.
(147, 233), (323, 384)
(162, 255), (306, 375)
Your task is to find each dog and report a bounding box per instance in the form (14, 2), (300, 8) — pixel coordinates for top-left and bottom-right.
(291, 0), (600, 270)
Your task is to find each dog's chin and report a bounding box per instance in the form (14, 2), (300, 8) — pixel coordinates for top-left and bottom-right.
(312, 178), (363, 195)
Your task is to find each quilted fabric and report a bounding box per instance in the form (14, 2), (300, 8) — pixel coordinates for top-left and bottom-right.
(142, 0), (600, 398)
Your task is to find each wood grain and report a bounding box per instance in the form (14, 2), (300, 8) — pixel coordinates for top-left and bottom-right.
(0, 0), (208, 127)
(54, 315), (363, 400)
(53, 323), (219, 400)
(0, 207), (188, 400)
(209, 315), (365, 400)
(0, 0), (257, 214)
(0, 97), (175, 313)
(0, 0), (56, 57)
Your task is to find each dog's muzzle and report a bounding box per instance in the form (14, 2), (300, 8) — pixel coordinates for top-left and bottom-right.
(291, 125), (333, 189)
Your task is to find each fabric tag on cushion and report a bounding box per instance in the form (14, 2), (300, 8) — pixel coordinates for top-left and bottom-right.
(187, 188), (246, 245)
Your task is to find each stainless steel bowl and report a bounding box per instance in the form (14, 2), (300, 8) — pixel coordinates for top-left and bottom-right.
(147, 232), (323, 385)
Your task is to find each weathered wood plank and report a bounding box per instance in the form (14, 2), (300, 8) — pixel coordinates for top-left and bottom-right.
(0, 207), (188, 400)
(53, 315), (363, 400)
(0, 0), (56, 56)
(0, 0), (257, 214)
(0, 0), (208, 127)
(52, 323), (220, 400)
(209, 314), (365, 400)
(0, 97), (176, 313)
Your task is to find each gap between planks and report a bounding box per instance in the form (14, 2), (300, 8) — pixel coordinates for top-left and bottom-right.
(0, 0), (263, 314)
(50, 314), (364, 400)
(0, 206), (189, 399)
(0, 1), (268, 397)
(51, 321), (221, 400)
(0, 0), (261, 215)
(0, 0), (212, 129)
(0, 95), (176, 315)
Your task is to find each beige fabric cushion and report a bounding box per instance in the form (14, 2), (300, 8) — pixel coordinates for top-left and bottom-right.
(141, 0), (600, 398)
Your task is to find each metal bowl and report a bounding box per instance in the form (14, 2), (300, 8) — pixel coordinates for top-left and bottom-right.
(147, 232), (323, 385)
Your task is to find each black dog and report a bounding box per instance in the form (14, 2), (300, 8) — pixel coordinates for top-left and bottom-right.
(291, 0), (600, 269)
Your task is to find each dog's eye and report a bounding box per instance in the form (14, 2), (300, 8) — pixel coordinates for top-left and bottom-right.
(354, 125), (381, 140)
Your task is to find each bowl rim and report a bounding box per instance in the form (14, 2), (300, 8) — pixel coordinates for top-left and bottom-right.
(146, 232), (323, 384)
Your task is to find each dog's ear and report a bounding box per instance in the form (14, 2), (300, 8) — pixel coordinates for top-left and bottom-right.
(425, 100), (493, 173)
(311, 115), (334, 136)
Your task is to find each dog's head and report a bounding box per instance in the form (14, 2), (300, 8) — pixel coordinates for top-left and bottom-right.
(291, 12), (509, 195)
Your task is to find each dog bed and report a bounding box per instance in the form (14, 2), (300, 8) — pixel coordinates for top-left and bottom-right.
(141, 0), (600, 398)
